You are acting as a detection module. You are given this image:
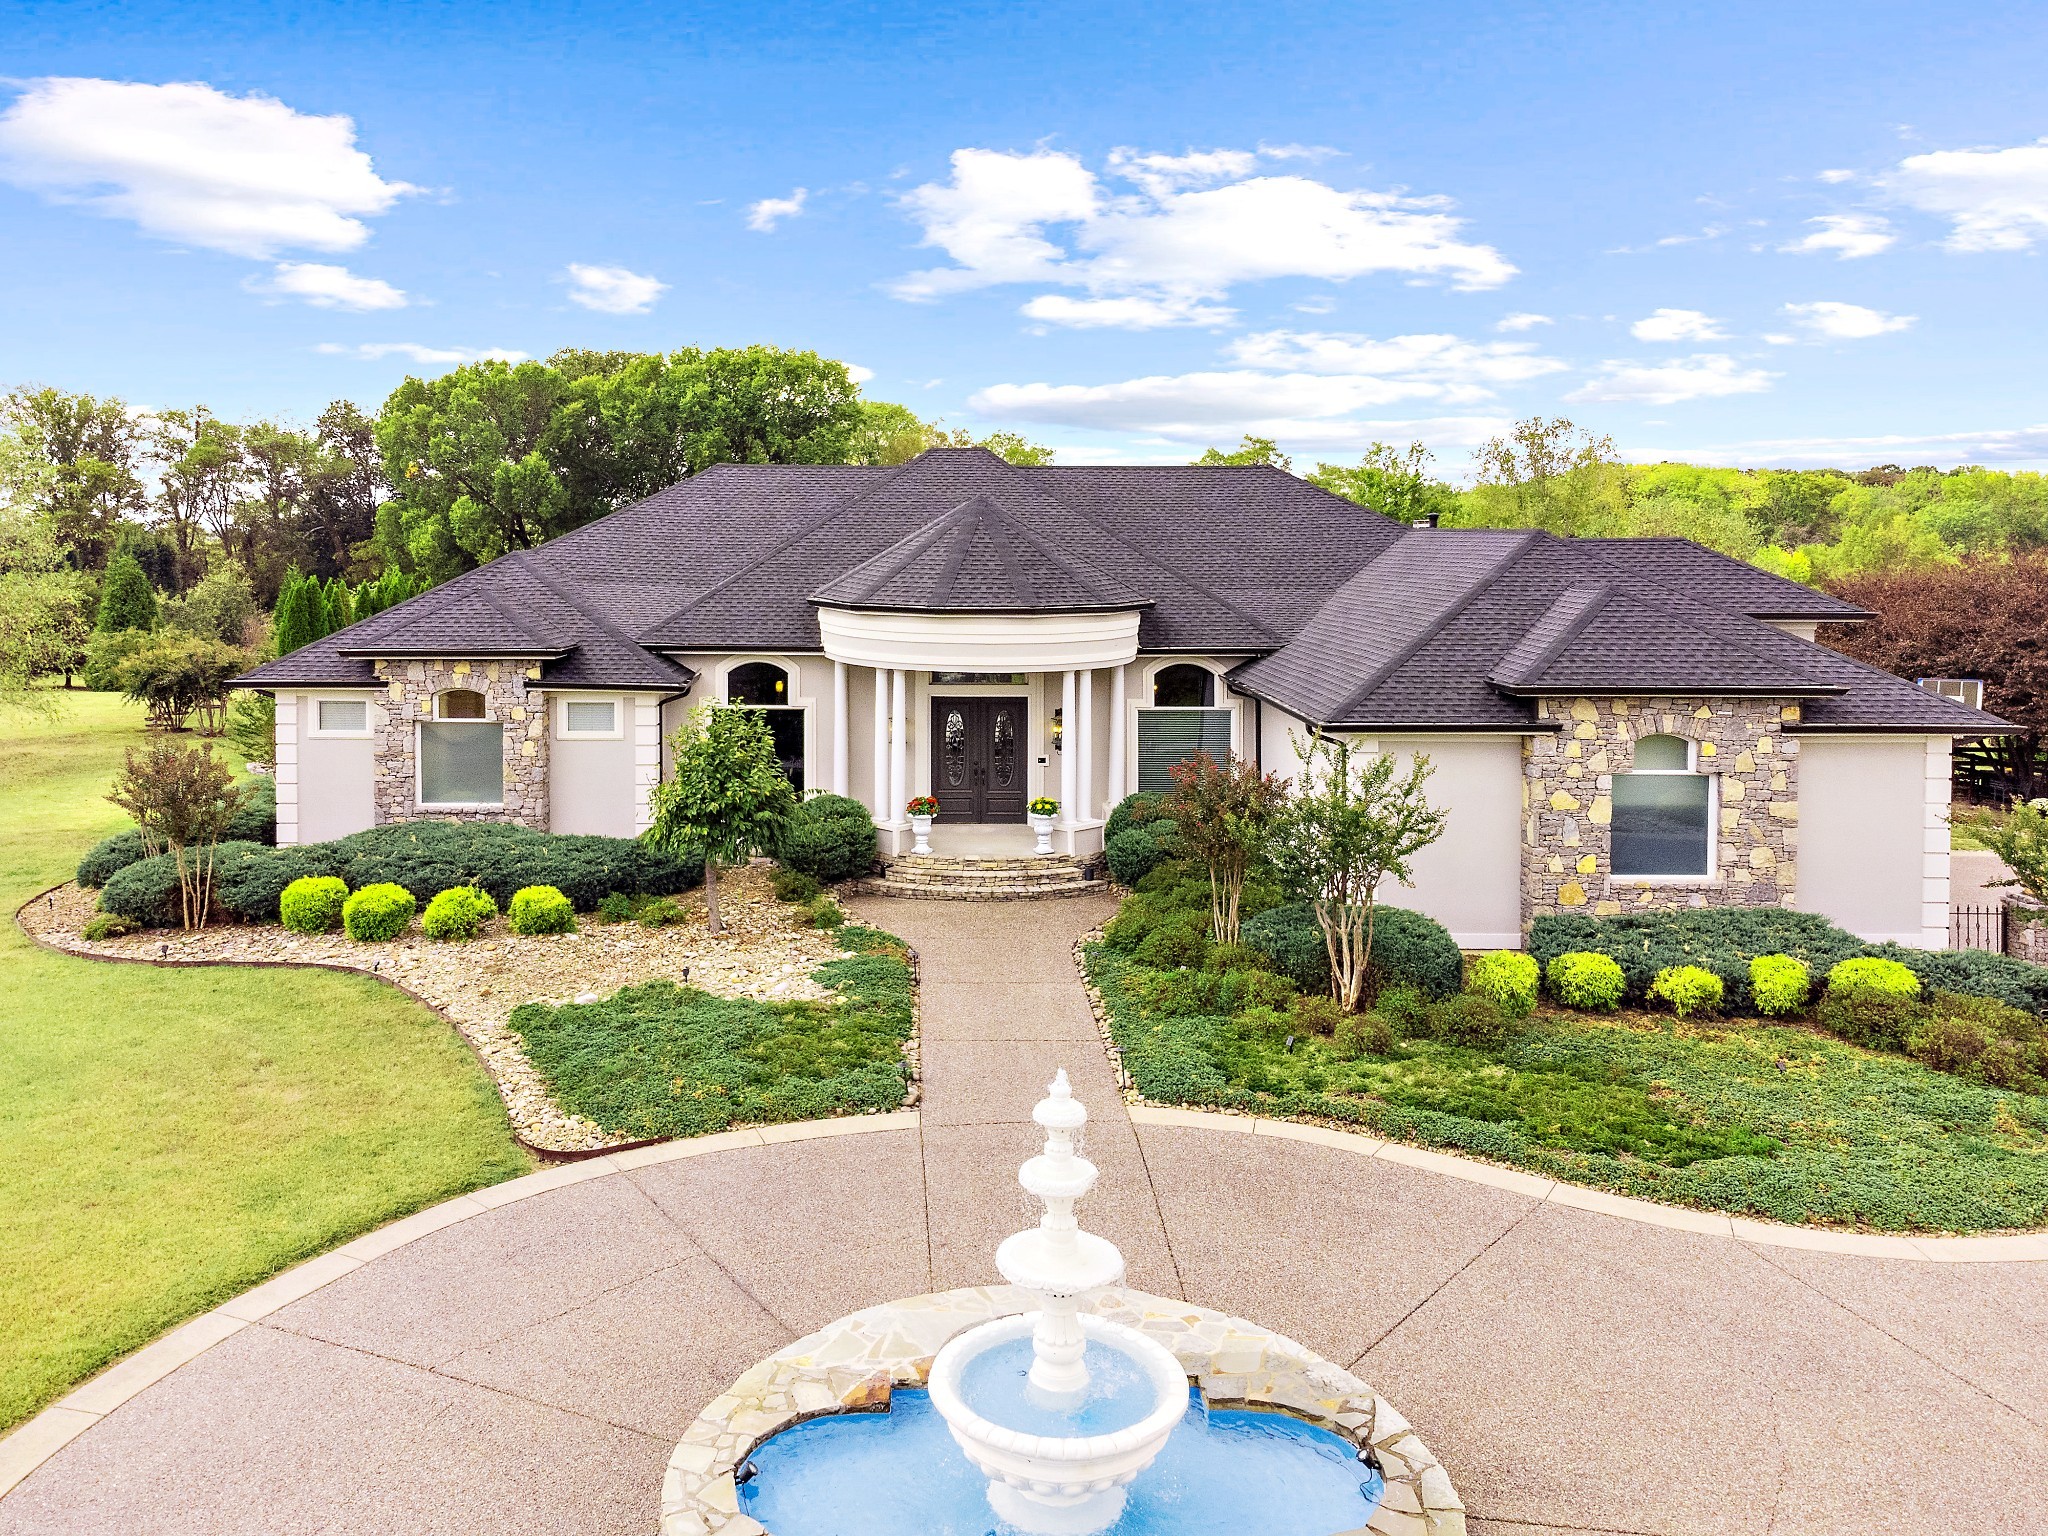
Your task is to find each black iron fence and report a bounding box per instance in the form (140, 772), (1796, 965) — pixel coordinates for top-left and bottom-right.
(1950, 904), (2007, 954)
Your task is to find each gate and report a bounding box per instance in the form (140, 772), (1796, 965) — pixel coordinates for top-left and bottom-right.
(1949, 904), (2007, 954)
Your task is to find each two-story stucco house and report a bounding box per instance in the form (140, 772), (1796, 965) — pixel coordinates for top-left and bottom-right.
(237, 447), (2007, 948)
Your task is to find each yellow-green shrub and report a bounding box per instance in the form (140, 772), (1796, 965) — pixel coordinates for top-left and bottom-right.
(507, 884), (575, 936)
(1467, 950), (1539, 1019)
(422, 885), (497, 942)
(341, 882), (416, 941)
(1546, 951), (1626, 1012)
(1649, 964), (1724, 1019)
(1750, 954), (1811, 1016)
(279, 875), (348, 934)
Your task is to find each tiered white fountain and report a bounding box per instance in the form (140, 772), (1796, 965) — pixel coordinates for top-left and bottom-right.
(926, 1071), (1187, 1536)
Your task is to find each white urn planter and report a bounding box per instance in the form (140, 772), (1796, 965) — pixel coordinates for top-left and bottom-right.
(909, 813), (934, 856)
(1028, 812), (1056, 855)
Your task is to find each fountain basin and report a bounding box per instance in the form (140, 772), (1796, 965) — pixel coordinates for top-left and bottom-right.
(927, 1312), (1187, 1534)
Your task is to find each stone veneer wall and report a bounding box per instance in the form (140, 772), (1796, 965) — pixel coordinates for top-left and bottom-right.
(1522, 695), (1802, 923)
(371, 658), (549, 828)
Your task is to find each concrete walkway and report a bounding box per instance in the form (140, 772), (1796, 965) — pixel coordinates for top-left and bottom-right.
(3, 895), (2045, 1534)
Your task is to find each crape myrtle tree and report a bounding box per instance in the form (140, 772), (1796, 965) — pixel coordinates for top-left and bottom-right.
(643, 703), (796, 936)
(107, 739), (244, 931)
(1269, 732), (1448, 1012)
(1821, 556), (2048, 798)
(1158, 751), (1288, 945)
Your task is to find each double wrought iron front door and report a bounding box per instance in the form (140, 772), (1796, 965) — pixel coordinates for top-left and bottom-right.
(929, 697), (1027, 822)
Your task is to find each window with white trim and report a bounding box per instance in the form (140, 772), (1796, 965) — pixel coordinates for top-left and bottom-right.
(420, 689), (503, 806)
(726, 661), (806, 792)
(1136, 664), (1231, 792)
(558, 698), (619, 738)
(1611, 734), (1712, 877)
(312, 698), (368, 736)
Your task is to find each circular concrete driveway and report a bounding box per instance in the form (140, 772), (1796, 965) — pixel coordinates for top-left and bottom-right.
(3, 896), (2043, 1536)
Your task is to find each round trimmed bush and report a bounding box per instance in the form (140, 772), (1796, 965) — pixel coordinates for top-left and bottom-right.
(1239, 901), (1461, 1000)
(1135, 917), (1210, 970)
(1750, 954), (1811, 1017)
(342, 882), (416, 942)
(1104, 824), (1179, 887)
(1546, 951), (1626, 1012)
(1825, 955), (1921, 1000)
(507, 884), (575, 936)
(77, 829), (149, 888)
(1649, 963), (1724, 1019)
(422, 885), (497, 942)
(780, 795), (879, 883)
(1427, 992), (1514, 1047)
(279, 876), (348, 934)
(1467, 950), (1539, 1019)
(1104, 792), (1162, 843)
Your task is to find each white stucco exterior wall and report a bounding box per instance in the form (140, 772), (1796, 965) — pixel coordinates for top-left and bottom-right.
(548, 695), (641, 837)
(1795, 735), (1950, 947)
(1255, 710), (1525, 949)
(279, 691), (377, 845)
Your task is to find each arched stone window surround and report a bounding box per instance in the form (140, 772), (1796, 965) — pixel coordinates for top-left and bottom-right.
(1612, 728), (1718, 880)
(433, 687), (489, 720)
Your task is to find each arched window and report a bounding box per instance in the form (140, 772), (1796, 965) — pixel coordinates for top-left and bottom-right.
(1611, 734), (1711, 877)
(419, 689), (501, 806)
(1152, 664), (1215, 707)
(725, 661), (806, 791)
(1137, 662), (1231, 792)
(726, 662), (790, 706)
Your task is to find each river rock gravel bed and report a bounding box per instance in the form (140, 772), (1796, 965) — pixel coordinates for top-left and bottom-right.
(21, 867), (900, 1154)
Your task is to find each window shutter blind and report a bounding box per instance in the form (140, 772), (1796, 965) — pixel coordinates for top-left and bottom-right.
(1136, 709), (1233, 792)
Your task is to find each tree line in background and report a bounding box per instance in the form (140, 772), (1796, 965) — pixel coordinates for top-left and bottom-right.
(0, 346), (1048, 722)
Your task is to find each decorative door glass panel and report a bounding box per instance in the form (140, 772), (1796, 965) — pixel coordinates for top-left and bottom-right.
(943, 709), (967, 788)
(991, 706), (1018, 787)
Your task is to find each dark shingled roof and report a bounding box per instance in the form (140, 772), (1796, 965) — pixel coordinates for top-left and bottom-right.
(235, 448), (2007, 737)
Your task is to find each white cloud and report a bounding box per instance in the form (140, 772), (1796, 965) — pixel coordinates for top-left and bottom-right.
(889, 144), (1515, 328)
(1885, 138), (2048, 252)
(1817, 169), (1858, 185)
(746, 187), (807, 232)
(316, 342), (528, 364)
(0, 77), (417, 258)
(1634, 423), (2048, 469)
(1495, 311), (1552, 332)
(1630, 308), (1726, 343)
(1781, 300), (1914, 339)
(1021, 293), (1233, 328)
(563, 263), (667, 314)
(1224, 329), (1566, 399)
(253, 261), (407, 310)
(1780, 213), (1896, 259)
(844, 363), (874, 384)
(1292, 293), (1337, 315)
(1566, 354), (1777, 405)
(1761, 332), (1798, 346)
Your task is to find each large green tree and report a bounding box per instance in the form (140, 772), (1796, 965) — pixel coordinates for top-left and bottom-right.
(1, 387), (147, 571)
(1309, 441), (1461, 524)
(0, 425), (92, 702)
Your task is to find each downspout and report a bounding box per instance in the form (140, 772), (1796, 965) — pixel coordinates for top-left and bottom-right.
(1254, 696), (1264, 770)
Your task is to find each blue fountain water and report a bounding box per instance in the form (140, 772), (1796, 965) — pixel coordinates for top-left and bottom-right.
(956, 1337), (1159, 1437)
(737, 1387), (1384, 1536)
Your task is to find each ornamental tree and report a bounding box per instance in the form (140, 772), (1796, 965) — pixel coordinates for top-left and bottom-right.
(643, 703), (796, 934)
(107, 740), (244, 931)
(1158, 751), (1288, 945)
(1268, 732), (1448, 1012)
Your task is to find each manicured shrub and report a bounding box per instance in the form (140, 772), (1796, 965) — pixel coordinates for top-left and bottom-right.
(1234, 1004), (1292, 1034)
(1130, 967), (1225, 1017)
(1546, 951), (1626, 1012)
(1368, 983), (1432, 1038)
(772, 867), (823, 903)
(313, 822), (701, 911)
(97, 850), (191, 928)
(800, 896), (848, 930)
(1750, 954), (1811, 1017)
(76, 779), (276, 890)
(1334, 1012), (1395, 1059)
(82, 912), (133, 941)
(1204, 941), (1269, 973)
(1907, 1011), (1991, 1077)
(597, 892), (637, 923)
(1467, 951), (1539, 1020)
(778, 795), (878, 883)
(77, 829), (148, 888)
(279, 876), (348, 934)
(1104, 824), (1179, 887)
(1105, 792), (1163, 843)
(1134, 917), (1210, 970)
(507, 885), (575, 936)
(1100, 901), (1157, 953)
(1215, 967), (1298, 1015)
(1239, 902), (1461, 1000)
(214, 842), (327, 922)
(1908, 992), (2045, 1090)
(1826, 956), (1922, 1001)
(1426, 993), (1514, 1047)
(1650, 964), (1725, 1020)
(422, 885), (497, 942)
(1291, 994), (1345, 1036)
(1880, 945), (2048, 1015)
(342, 882), (416, 941)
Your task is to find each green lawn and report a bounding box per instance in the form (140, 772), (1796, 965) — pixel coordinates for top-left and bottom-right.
(1087, 940), (2048, 1234)
(0, 693), (528, 1431)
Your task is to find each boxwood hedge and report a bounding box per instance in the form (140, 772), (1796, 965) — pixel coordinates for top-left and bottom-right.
(778, 794), (879, 884)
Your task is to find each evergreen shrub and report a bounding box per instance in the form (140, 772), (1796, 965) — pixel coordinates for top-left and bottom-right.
(422, 885), (497, 942)
(342, 883), (416, 941)
(1467, 951), (1539, 1019)
(507, 885), (575, 935)
(1649, 964), (1725, 1019)
(1239, 902), (1462, 999)
(279, 876), (348, 934)
(1750, 954), (1811, 1016)
(1546, 951), (1626, 1012)
(779, 795), (878, 883)
(1104, 824), (1179, 887)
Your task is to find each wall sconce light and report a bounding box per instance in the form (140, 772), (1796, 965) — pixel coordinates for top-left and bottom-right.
(1051, 708), (1064, 753)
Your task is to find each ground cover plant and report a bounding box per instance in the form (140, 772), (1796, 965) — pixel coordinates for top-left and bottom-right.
(508, 923), (915, 1138)
(1087, 859), (2048, 1232)
(0, 692), (526, 1431)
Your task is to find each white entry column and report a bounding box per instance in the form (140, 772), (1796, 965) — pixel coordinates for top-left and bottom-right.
(832, 660), (849, 797)
(1060, 668), (1077, 822)
(1076, 668), (1095, 823)
(871, 666), (889, 821)
(1107, 665), (1127, 811)
(889, 668), (908, 823)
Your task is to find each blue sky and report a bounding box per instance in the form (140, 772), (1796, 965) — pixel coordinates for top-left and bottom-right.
(6, 0), (2048, 473)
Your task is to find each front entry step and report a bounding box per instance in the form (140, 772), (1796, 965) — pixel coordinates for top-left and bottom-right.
(849, 853), (1110, 902)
